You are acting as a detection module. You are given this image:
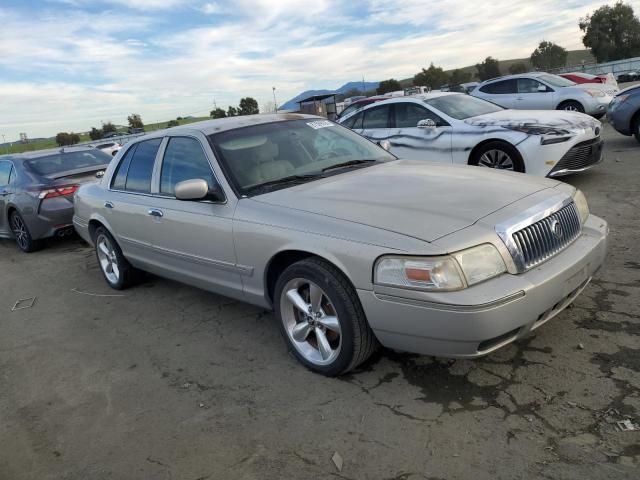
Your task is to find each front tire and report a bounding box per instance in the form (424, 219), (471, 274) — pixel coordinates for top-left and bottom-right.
(10, 211), (43, 253)
(469, 141), (525, 173)
(558, 101), (585, 113)
(94, 227), (139, 290)
(274, 258), (378, 376)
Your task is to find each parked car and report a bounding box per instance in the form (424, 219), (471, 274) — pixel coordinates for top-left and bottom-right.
(0, 146), (111, 252)
(558, 72), (619, 96)
(73, 114), (607, 376)
(337, 95), (389, 119)
(471, 73), (612, 118)
(616, 71), (640, 83)
(127, 127), (144, 134)
(91, 141), (122, 156)
(103, 132), (121, 139)
(607, 84), (640, 143)
(338, 93), (603, 177)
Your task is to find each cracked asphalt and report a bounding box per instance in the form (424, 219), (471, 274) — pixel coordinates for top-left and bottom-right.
(1, 122), (638, 480)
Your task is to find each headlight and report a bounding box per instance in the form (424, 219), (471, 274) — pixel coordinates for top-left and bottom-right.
(573, 189), (590, 224)
(374, 244), (506, 292)
(503, 125), (570, 136)
(585, 89), (606, 98)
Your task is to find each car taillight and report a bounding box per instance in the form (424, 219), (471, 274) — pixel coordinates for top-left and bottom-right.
(37, 185), (79, 199)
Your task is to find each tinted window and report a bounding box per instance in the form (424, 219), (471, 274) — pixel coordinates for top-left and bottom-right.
(25, 150), (111, 177)
(342, 111), (364, 129)
(394, 102), (445, 128)
(518, 78), (546, 93)
(480, 79), (517, 94)
(362, 105), (390, 129)
(124, 138), (162, 193)
(160, 137), (215, 195)
(111, 144), (137, 190)
(0, 161), (12, 187)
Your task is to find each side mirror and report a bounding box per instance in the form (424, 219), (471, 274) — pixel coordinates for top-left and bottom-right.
(175, 179), (224, 202)
(417, 119), (437, 128)
(537, 85), (547, 92)
(377, 140), (391, 151)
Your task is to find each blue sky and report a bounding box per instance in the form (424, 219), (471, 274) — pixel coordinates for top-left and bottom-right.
(0, 0), (634, 140)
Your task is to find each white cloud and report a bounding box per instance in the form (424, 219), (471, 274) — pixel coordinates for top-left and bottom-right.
(2, 0), (640, 140)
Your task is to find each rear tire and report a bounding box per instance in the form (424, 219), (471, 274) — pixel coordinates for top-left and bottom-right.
(93, 227), (139, 290)
(274, 258), (378, 376)
(469, 141), (525, 173)
(9, 211), (43, 253)
(558, 101), (585, 113)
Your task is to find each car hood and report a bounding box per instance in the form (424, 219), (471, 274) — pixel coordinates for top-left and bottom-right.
(466, 109), (600, 132)
(253, 160), (557, 242)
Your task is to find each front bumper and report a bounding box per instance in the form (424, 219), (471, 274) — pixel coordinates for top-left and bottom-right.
(359, 214), (608, 358)
(547, 138), (604, 177)
(584, 96), (612, 116)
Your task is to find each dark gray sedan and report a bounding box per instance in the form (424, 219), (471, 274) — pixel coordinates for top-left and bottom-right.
(607, 84), (640, 142)
(0, 146), (110, 252)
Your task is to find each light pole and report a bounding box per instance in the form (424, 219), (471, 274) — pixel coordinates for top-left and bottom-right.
(1, 134), (7, 155)
(272, 87), (278, 113)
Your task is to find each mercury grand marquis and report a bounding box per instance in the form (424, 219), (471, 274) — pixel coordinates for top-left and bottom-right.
(73, 114), (608, 376)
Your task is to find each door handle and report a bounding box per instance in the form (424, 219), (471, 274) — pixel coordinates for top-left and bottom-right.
(148, 209), (163, 218)
(0, 190), (9, 196)
(104, 201), (114, 209)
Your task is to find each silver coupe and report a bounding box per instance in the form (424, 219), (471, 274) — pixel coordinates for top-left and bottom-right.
(73, 114), (608, 376)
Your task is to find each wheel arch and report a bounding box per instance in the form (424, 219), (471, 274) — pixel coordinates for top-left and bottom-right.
(87, 215), (116, 242)
(556, 99), (584, 110)
(630, 108), (640, 133)
(263, 249), (356, 307)
(468, 138), (524, 166)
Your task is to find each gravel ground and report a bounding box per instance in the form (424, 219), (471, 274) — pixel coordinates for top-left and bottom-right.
(1, 122), (638, 480)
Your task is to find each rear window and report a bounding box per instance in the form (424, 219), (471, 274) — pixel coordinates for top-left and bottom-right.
(124, 138), (162, 193)
(25, 150), (111, 177)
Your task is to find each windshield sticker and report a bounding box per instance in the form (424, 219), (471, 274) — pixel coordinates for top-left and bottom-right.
(307, 120), (334, 129)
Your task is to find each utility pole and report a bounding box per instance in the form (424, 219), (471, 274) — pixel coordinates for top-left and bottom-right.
(1, 134), (7, 155)
(272, 87), (278, 113)
(362, 75), (365, 94)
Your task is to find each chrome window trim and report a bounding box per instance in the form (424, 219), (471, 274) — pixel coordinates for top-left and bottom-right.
(495, 194), (577, 273)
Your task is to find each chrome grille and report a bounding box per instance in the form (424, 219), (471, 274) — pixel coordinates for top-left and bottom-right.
(511, 203), (582, 270)
(549, 138), (603, 175)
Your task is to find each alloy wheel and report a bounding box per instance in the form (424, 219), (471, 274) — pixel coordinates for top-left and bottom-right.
(96, 234), (120, 284)
(478, 149), (515, 170)
(280, 278), (342, 366)
(10, 214), (29, 250)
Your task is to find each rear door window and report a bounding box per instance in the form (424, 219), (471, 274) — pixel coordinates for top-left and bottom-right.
(111, 144), (137, 190)
(343, 112), (364, 129)
(480, 79), (517, 94)
(124, 138), (162, 193)
(362, 105), (391, 129)
(0, 161), (12, 188)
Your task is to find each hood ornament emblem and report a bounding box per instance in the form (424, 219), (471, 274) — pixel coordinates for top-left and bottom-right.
(550, 219), (563, 239)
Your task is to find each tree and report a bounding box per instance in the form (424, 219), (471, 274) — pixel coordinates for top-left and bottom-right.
(343, 88), (363, 98)
(376, 79), (401, 95)
(579, 1), (640, 62)
(509, 62), (528, 74)
(55, 132), (79, 146)
(530, 41), (568, 70)
(227, 106), (238, 117)
(448, 69), (472, 85)
(238, 97), (259, 115)
(413, 63), (448, 89)
(127, 113), (144, 129)
(89, 127), (103, 141)
(475, 57), (501, 81)
(167, 120), (180, 128)
(210, 108), (227, 118)
(102, 121), (116, 135)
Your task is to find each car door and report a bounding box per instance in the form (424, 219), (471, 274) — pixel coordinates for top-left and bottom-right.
(476, 79), (518, 108)
(359, 104), (392, 144)
(106, 137), (163, 268)
(0, 160), (13, 236)
(388, 101), (453, 162)
(514, 78), (555, 110)
(145, 134), (242, 299)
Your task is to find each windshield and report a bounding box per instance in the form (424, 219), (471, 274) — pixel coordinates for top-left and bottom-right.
(210, 119), (395, 195)
(424, 94), (504, 120)
(538, 74), (576, 88)
(25, 149), (112, 177)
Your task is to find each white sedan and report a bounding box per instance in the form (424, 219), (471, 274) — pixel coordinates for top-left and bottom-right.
(337, 93), (603, 177)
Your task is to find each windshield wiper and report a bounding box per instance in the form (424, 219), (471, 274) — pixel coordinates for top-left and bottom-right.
(321, 159), (377, 173)
(244, 174), (323, 194)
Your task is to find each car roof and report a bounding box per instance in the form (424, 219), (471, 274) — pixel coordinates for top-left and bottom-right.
(364, 92), (461, 105)
(139, 113), (323, 139)
(478, 72), (550, 84)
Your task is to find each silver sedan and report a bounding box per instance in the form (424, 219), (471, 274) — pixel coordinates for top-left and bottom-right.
(73, 114), (608, 376)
